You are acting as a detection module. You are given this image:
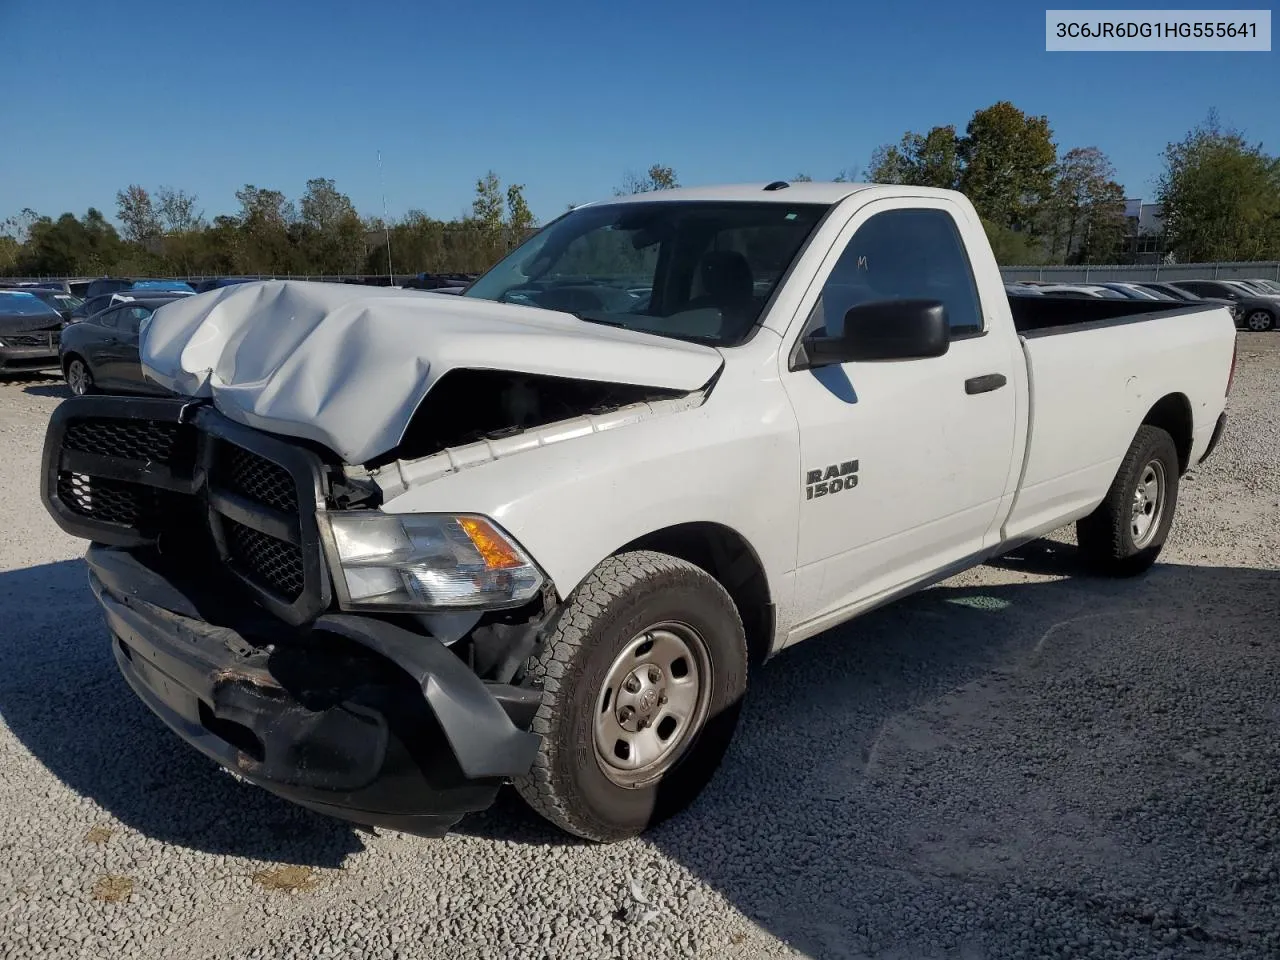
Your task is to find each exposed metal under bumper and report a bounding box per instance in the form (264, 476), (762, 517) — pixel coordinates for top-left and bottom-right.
(87, 545), (542, 836)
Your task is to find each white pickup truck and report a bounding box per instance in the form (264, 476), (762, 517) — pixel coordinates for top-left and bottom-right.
(41, 182), (1237, 842)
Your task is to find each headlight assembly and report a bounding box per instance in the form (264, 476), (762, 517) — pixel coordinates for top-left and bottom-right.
(326, 512), (545, 611)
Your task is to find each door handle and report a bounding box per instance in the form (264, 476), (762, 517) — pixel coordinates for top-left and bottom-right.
(964, 373), (1007, 395)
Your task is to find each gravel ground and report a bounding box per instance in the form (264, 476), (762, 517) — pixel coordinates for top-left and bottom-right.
(1, 334), (1278, 960)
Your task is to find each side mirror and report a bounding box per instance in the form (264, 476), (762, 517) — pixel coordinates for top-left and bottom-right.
(801, 298), (950, 367)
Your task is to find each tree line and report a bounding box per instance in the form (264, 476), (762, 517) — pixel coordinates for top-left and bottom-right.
(835, 102), (1279, 265)
(2, 105), (1277, 278)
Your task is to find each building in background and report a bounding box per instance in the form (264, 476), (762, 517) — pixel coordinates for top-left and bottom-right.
(1123, 199), (1166, 263)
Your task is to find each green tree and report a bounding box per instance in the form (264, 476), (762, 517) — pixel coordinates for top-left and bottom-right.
(20, 209), (123, 275)
(298, 178), (365, 274)
(869, 126), (960, 189)
(1158, 111), (1280, 262)
(155, 186), (202, 234)
(116, 185), (161, 242)
(1040, 147), (1128, 263)
(616, 164), (679, 195)
(506, 183), (536, 245)
(235, 185), (299, 273)
(958, 102), (1056, 231)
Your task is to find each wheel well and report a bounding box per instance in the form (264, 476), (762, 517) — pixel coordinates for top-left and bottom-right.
(619, 522), (774, 667)
(1142, 393), (1193, 472)
(62, 352), (85, 374)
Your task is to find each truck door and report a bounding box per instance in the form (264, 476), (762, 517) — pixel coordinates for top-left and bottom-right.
(779, 198), (1018, 635)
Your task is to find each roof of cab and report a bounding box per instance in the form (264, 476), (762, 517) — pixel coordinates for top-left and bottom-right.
(579, 181), (878, 207)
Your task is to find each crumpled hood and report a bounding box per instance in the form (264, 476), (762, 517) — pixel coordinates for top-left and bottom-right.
(140, 280), (723, 464)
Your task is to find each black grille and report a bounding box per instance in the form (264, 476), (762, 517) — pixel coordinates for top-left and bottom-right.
(218, 444), (298, 513)
(4, 332), (57, 348)
(224, 519), (305, 600)
(56, 472), (159, 527)
(65, 418), (179, 463)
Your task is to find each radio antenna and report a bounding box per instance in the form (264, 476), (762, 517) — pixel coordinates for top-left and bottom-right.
(377, 150), (394, 283)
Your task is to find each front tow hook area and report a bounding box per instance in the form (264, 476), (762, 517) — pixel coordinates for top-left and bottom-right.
(87, 545), (544, 835)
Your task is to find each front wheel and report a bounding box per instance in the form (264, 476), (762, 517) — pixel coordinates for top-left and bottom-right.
(1076, 425), (1180, 577)
(1243, 309), (1275, 332)
(65, 357), (95, 396)
(513, 551), (748, 842)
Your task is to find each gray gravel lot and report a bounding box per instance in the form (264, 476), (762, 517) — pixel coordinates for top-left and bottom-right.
(1, 335), (1278, 960)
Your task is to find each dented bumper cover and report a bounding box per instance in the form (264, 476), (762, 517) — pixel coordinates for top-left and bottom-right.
(87, 545), (542, 836)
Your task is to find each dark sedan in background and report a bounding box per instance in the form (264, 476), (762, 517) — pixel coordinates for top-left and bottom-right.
(0, 292), (64, 376)
(1167, 279), (1278, 331)
(1, 285), (84, 322)
(58, 292), (189, 395)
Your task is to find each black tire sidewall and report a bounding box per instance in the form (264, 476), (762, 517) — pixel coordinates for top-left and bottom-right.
(1116, 428), (1180, 559)
(1246, 310), (1275, 332)
(546, 571), (746, 839)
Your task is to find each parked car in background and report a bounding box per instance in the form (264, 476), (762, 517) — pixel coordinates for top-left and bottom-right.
(1096, 282), (1178, 301)
(85, 277), (136, 299)
(0, 286), (85, 322)
(1005, 282), (1044, 296)
(401, 272), (479, 291)
(1133, 282), (1243, 324)
(1031, 283), (1127, 299)
(1167, 280), (1277, 331)
(2, 278), (94, 297)
(1241, 278), (1280, 295)
(190, 277), (260, 293)
(58, 292), (190, 395)
(131, 279), (195, 293)
(70, 289), (195, 323)
(0, 291), (64, 375)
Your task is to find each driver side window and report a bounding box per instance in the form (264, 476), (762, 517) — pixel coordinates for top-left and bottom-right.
(804, 207), (984, 339)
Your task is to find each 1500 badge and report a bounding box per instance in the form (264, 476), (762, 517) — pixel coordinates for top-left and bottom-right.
(805, 460), (859, 499)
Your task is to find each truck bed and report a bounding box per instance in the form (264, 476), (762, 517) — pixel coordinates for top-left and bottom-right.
(1007, 295), (1197, 335)
(1000, 297), (1236, 547)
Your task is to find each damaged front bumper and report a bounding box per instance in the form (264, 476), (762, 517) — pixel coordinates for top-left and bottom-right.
(88, 545), (542, 836)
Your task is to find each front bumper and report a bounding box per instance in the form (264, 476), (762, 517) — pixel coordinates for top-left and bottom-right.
(88, 545), (542, 836)
(0, 343), (60, 372)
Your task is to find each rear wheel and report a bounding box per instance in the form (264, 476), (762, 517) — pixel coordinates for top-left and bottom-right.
(513, 551), (748, 842)
(1076, 425), (1180, 577)
(65, 357), (95, 396)
(1244, 309), (1275, 332)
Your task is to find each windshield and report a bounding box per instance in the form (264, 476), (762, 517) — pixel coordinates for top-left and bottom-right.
(463, 200), (829, 346)
(0, 293), (61, 317)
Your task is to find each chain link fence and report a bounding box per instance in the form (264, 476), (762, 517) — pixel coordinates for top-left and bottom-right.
(1000, 262), (1280, 283)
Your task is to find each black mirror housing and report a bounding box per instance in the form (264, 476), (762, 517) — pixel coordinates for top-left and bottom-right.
(801, 298), (950, 367)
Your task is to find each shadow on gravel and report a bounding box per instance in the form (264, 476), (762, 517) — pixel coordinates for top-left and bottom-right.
(21, 382), (70, 399)
(0, 559), (364, 867)
(457, 556), (1280, 959)
(0, 371), (64, 396)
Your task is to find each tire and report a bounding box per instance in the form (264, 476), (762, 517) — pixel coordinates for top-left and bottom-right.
(1076, 425), (1180, 577)
(1243, 309), (1275, 332)
(65, 356), (95, 396)
(513, 550), (748, 842)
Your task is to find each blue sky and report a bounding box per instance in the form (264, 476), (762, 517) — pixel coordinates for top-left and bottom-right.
(2, 0), (1276, 227)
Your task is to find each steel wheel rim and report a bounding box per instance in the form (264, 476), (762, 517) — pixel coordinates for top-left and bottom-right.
(1130, 458), (1166, 548)
(67, 361), (88, 395)
(1246, 311), (1271, 331)
(592, 621), (712, 788)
